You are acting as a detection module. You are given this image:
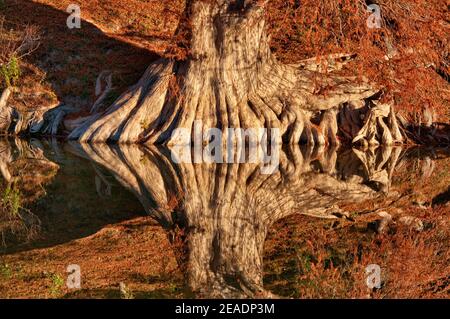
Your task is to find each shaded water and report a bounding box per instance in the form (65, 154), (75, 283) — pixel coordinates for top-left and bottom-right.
(0, 139), (448, 298)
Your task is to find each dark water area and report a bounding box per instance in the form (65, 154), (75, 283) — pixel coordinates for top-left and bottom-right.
(0, 139), (145, 253)
(0, 138), (448, 298)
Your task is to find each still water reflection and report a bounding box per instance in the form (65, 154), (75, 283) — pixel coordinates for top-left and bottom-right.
(0, 139), (448, 298)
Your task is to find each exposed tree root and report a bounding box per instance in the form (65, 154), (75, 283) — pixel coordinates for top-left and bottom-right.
(29, 105), (78, 136)
(351, 101), (404, 146)
(0, 88), (13, 133)
(56, 1), (403, 147)
(68, 60), (174, 143)
(0, 1), (444, 147)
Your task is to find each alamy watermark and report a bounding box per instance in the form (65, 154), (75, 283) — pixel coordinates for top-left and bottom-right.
(66, 264), (81, 289)
(67, 4), (81, 29)
(66, 4), (381, 30)
(170, 121), (280, 175)
(365, 264), (382, 289)
(367, 4), (382, 29)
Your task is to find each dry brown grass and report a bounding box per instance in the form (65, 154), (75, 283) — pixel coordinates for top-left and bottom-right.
(264, 205), (449, 299)
(264, 150), (449, 299)
(2, 0), (448, 123)
(0, 17), (40, 66)
(0, 217), (186, 298)
(266, 0), (449, 121)
(0, 17), (40, 91)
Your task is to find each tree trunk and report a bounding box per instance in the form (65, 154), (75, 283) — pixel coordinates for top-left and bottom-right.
(69, 142), (402, 298)
(66, 0), (403, 146)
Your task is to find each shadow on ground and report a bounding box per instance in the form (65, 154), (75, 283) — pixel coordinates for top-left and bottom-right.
(3, 0), (159, 111)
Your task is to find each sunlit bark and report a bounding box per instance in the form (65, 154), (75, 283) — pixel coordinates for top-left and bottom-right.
(63, 0), (403, 146)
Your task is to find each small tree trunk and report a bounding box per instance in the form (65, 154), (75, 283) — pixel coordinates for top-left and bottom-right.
(67, 0), (403, 146)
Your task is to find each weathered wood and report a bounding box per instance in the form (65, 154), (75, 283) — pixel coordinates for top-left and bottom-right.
(0, 87), (13, 132)
(65, 0), (403, 146)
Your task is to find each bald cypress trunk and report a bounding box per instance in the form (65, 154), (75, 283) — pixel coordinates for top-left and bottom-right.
(67, 0), (403, 147)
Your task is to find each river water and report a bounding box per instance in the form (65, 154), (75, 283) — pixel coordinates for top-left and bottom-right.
(0, 138), (448, 298)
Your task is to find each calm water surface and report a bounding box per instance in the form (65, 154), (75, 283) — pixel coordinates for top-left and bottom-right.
(0, 138), (448, 298)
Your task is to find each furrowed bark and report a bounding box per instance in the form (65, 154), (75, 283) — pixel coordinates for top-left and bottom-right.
(57, 0), (404, 147)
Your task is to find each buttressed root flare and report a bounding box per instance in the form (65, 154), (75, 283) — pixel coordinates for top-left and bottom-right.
(28, 0), (405, 147)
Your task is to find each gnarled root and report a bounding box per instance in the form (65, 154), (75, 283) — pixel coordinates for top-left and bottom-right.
(68, 60), (174, 143)
(29, 105), (78, 136)
(31, 0), (407, 148)
(351, 102), (404, 146)
(0, 88), (13, 132)
(57, 0), (389, 147)
(64, 54), (388, 147)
